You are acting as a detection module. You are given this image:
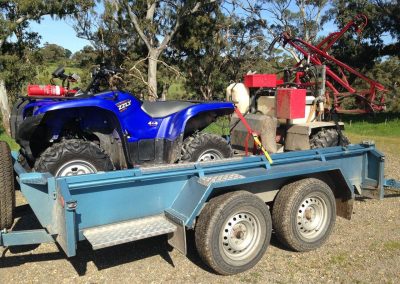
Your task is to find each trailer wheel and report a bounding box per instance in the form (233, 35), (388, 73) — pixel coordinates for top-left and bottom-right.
(34, 139), (113, 177)
(0, 141), (15, 229)
(181, 133), (232, 162)
(195, 191), (272, 275)
(310, 128), (349, 149)
(272, 178), (336, 252)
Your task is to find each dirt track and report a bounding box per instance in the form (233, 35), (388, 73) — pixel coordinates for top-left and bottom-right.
(1, 149), (399, 283)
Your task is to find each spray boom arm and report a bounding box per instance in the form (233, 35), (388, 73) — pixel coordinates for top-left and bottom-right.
(275, 14), (387, 113)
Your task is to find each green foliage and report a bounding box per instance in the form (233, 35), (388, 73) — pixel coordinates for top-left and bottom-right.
(324, 1), (399, 72)
(39, 43), (69, 62)
(265, 0), (329, 43)
(170, 6), (285, 100)
(0, 119), (19, 150)
(71, 45), (99, 68)
(0, 51), (41, 103)
(0, 0), (94, 107)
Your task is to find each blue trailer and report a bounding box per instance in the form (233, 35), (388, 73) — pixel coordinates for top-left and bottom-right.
(0, 141), (398, 275)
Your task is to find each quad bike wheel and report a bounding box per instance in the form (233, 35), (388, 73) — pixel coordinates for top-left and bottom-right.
(34, 139), (113, 177)
(181, 133), (232, 162)
(195, 191), (272, 275)
(0, 141), (15, 229)
(310, 128), (350, 149)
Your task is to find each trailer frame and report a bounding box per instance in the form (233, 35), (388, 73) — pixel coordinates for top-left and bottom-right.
(1, 142), (399, 274)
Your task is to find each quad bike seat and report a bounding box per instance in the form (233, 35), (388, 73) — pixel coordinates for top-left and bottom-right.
(141, 101), (196, 118)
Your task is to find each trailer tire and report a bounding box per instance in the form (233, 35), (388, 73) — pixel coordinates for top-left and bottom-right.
(310, 128), (349, 149)
(0, 141), (15, 229)
(272, 178), (336, 252)
(181, 133), (232, 162)
(34, 139), (113, 177)
(195, 191), (272, 275)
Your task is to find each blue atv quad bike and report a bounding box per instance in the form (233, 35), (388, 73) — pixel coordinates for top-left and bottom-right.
(10, 66), (234, 177)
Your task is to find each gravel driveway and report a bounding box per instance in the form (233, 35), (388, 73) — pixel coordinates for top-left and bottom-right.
(1, 144), (399, 283)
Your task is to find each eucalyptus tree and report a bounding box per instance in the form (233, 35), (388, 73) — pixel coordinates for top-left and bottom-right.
(0, 0), (92, 133)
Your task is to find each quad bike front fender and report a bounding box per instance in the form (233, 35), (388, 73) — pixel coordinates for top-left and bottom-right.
(33, 96), (121, 117)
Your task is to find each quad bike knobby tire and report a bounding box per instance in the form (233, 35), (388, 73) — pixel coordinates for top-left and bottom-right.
(0, 141), (15, 229)
(34, 139), (113, 177)
(310, 128), (350, 149)
(181, 133), (232, 162)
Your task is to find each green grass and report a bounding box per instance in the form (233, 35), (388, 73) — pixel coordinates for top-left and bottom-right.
(0, 132), (19, 150)
(329, 252), (349, 267)
(341, 113), (400, 138)
(202, 116), (231, 136)
(383, 241), (400, 251)
(35, 62), (86, 86)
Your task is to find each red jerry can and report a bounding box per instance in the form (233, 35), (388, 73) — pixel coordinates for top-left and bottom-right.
(276, 88), (306, 119)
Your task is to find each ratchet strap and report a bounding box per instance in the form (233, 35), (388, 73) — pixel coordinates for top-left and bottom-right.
(233, 108), (273, 164)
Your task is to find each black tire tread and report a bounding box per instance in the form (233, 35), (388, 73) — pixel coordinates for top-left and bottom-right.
(181, 132), (232, 162)
(272, 178), (336, 252)
(34, 139), (113, 175)
(310, 128), (350, 149)
(195, 191), (272, 275)
(0, 141), (15, 229)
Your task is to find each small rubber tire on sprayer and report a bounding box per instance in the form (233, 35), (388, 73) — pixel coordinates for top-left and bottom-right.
(34, 139), (113, 177)
(195, 191), (272, 275)
(272, 178), (336, 252)
(310, 128), (350, 149)
(181, 133), (232, 162)
(0, 141), (16, 230)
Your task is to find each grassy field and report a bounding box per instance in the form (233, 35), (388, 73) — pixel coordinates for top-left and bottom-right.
(341, 112), (400, 138)
(35, 63), (87, 86)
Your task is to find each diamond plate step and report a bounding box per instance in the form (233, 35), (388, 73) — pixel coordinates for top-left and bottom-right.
(198, 173), (245, 186)
(83, 214), (177, 250)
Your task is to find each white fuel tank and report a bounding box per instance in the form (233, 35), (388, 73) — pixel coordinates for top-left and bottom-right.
(226, 83), (250, 114)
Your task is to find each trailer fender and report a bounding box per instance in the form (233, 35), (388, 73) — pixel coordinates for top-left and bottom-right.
(167, 161), (356, 230)
(297, 171), (355, 220)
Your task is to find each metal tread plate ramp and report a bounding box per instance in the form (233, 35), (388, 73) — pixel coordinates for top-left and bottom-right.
(83, 214), (176, 250)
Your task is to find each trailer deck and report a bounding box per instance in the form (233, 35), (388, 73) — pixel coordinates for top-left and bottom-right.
(1, 142), (398, 275)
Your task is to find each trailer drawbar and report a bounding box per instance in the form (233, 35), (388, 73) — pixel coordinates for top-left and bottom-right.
(0, 141), (398, 275)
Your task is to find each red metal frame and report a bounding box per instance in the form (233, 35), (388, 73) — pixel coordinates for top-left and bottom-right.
(281, 14), (387, 113)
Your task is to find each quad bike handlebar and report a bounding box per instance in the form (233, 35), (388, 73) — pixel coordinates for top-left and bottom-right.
(84, 66), (125, 95)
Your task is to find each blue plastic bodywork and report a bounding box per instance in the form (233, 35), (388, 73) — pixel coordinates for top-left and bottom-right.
(21, 91), (234, 142)
(1, 143), (396, 257)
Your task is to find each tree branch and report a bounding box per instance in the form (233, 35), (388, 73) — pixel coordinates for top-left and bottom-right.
(119, 0), (152, 49)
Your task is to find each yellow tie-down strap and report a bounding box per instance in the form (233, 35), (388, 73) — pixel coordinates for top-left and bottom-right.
(252, 133), (273, 164)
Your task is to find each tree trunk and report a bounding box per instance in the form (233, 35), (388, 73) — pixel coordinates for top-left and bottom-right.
(148, 49), (160, 101)
(0, 79), (11, 135)
(161, 83), (168, 101)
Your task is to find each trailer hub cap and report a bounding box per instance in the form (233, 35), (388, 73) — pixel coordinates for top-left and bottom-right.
(296, 196), (328, 239)
(56, 160), (97, 177)
(221, 212), (260, 261)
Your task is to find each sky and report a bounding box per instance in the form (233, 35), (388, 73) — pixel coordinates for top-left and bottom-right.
(29, 16), (91, 53)
(28, 5), (393, 55)
(30, 14), (337, 55)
